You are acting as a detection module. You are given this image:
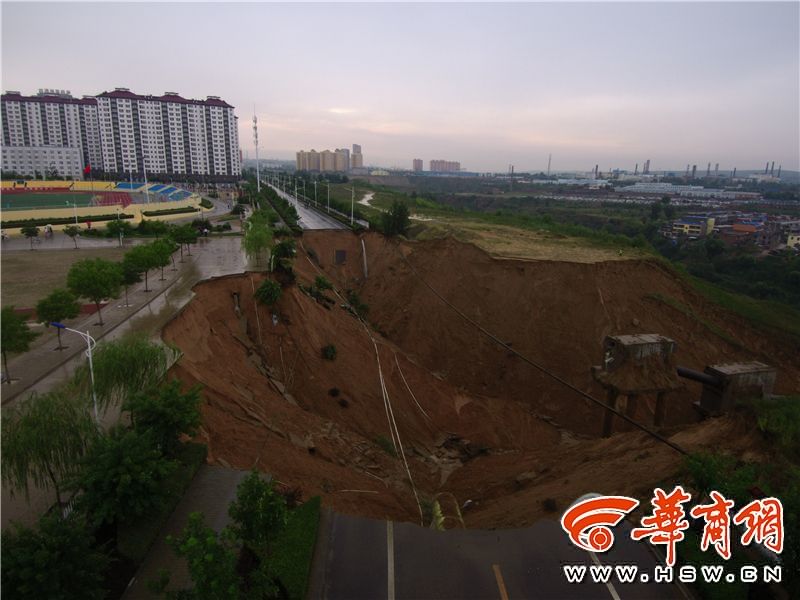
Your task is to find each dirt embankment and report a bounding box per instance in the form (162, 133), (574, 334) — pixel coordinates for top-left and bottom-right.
(163, 232), (799, 527)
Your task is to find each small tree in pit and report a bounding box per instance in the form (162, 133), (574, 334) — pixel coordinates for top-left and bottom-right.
(255, 279), (282, 306)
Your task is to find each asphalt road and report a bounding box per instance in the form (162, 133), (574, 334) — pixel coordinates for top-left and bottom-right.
(268, 184), (348, 230)
(311, 513), (687, 600)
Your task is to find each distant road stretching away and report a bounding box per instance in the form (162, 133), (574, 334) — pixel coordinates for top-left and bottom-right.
(268, 183), (348, 230)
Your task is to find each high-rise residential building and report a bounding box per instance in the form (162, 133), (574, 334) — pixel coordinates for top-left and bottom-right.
(297, 147), (357, 172)
(429, 159), (460, 172)
(1, 87), (242, 181)
(95, 88), (240, 180)
(1, 89), (102, 179)
(413, 158), (423, 172)
(334, 148), (350, 171)
(351, 143), (363, 168)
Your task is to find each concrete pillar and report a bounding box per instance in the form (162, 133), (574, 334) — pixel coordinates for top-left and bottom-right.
(602, 389), (619, 438)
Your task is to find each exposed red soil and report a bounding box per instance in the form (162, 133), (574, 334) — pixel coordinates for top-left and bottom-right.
(162, 231), (799, 527)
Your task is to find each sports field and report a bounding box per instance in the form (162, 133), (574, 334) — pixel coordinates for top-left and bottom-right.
(1, 192), (95, 211)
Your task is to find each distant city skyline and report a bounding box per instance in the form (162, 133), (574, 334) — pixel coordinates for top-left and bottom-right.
(2, 2), (798, 172)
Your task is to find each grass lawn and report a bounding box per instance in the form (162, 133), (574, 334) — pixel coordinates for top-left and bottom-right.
(1, 247), (128, 308)
(271, 496), (321, 600)
(117, 442), (208, 562)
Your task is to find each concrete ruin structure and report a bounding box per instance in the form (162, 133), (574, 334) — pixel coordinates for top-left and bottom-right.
(592, 334), (682, 437)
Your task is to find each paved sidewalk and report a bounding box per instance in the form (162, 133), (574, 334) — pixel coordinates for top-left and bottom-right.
(1, 235), (247, 530)
(122, 465), (249, 599)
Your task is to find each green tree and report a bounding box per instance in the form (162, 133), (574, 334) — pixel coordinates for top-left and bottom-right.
(120, 256), (142, 307)
(381, 200), (410, 236)
(314, 275), (332, 291)
(168, 512), (242, 599)
(124, 244), (159, 292)
(1, 306), (37, 382)
(35, 289), (81, 350)
(2, 389), (97, 506)
(1, 513), (109, 600)
(106, 219), (134, 247)
(254, 279), (282, 306)
(228, 471), (287, 559)
(64, 225), (81, 249)
(21, 225), (39, 250)
(66, 258), (122, 326)
(704, 237), (725, 260)
(124, 379), (202, 456)
(74, 335), (169, 411)
(171, 224), (198, 259)
(74, 426), (176, 528)
(649, 202), (662, 220)
(150, 239), (175, 281)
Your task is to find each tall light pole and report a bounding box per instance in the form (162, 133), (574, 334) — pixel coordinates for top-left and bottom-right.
(50, 323), (99, 423)
(253, 108), (260, 193)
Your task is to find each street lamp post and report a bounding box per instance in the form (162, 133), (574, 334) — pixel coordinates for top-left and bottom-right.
(50, 323), (99, 423)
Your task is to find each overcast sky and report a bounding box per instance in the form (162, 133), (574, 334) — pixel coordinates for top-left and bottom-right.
(2, 2), (798, 172)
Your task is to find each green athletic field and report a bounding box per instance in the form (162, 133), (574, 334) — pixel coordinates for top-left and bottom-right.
(1, 192), (95, 211)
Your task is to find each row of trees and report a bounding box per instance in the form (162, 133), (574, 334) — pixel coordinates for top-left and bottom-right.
(1, 226), (200, 382)
(2, 336), (201, 599)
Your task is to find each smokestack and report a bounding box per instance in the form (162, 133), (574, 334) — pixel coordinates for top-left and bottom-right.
(777, 165), (782, 178)
(692, 165), (697, 179)
(634, 163), (638, 175)
(770, 161), (775, 176)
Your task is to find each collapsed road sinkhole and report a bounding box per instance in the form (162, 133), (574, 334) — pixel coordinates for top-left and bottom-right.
(162, 231), (800, 528)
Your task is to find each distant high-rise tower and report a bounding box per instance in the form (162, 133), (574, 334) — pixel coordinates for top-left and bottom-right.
(412, 158), (423, 172)
(733, 167), (737, 178)
(765, 162), (770, 174)
(634, 163), (638, 175)
(547, 153), (552, 175)
(351, 144), (363, 169)
(770, 161), (775, 176)
(706, 162), (711, 177)
(685, 164), (690, 177)
(714, 163), (719, 176)
(777, 165), (782, 178)
(691, 165), (697, 179)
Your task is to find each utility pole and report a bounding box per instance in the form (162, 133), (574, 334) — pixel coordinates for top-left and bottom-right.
(253, 108), (260, 193)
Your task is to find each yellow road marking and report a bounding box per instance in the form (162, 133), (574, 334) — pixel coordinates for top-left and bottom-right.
(493, 563), (510, 600)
